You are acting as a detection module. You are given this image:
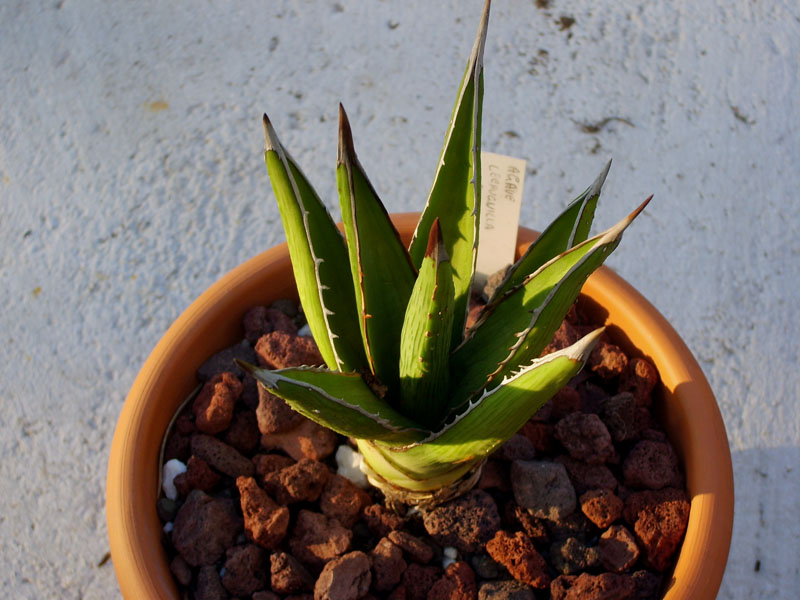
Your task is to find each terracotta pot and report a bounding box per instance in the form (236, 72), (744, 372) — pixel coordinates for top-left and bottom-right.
(106, 213), (733, 599)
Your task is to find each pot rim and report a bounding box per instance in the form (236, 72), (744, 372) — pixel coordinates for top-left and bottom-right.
(106, 212), (733, 599)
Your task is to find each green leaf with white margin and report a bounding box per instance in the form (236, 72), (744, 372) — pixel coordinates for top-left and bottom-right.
(398, 219), (455, 427)
(488, 160), (612, 303)
(449, 197), (651, 406)
(408, 0), (490, 350)
(372, 329), (603, 481)
(336, 105), (416, 392)
(240, 362), (427, 446)
(262, 115), (367, 373)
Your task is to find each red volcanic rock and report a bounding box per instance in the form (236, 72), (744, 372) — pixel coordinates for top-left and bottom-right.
(427, 561), (478, 600)
(624, 487), (690, 571)
(477, 579), (536, 599)
(507, 503), (549, 546)
(236, 476), (290, 550)
(195, 342), (257, 382)
(422, 489), (501, 553)
(519, 420), (556, 453)
(196, 565), (228, 600)
(320, 473), (372, 528)
(588, 341), (629, 380)
(601, 392), (639, 442)
(221, 543), (268, 596)
(386, 585), (407, 600)
(542, 510), (593, 545)
(554, 413), (614, 465)
(191, 433), (254, 478)
(579, 488), (623, 529)
(289, 510), (353, 569)
(401, 563), (442, 600)
(511, 460), (576, 521)
(622, 440), (682, 491)
(261, 457), (330, 505)
(542, 320), (581, 355)
(244, 305), (272, 345)
(253, 453), (295, 482)
(257, 385), (305, 434)
(169, 555), (192, 587)
(260, 418), (338, 461)
(549, 536), (601, 575)
(244, 305), (299, 344)
(632, 570), (662, 600)
(549, 386), (581, 420)
(496, 434), (537, 461)
(192, 372), (241, 434)
(241, 373), (260, 410)
(370, 537), (407, 592)
(363, 503), (405, 538)
(550, 572), (635, 600)
(255, 330), (324, 369)
(172, 490), (240, 567)
(267, 305), (300, 333)
(486, 530), (550, 589)
(270, 551), (314, 595)
(599, 525), (640, 573)
(173, 455), (220, 497)
(313, 551), (371, 600)
(621, 358), (658, 407)
(224, 409), (261, 455)
(556, 456), (619, 495)
(387, 530), (434, 564)
(477, 459), (510, 492)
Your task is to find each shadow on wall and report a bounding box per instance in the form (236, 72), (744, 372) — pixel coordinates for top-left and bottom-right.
(718, 446), (800, 599)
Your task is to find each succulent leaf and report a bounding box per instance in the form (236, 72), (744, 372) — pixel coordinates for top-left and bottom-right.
(489, 160), (611, 302)
(365, 329), (602, 487)
(336, 105), (417, 392)
(449, 198), (651, 406)
(398, 219), (456, 427)
(242, 362), (427, 445)
(408, 0), (490, 349)
(262, 115), (367, 372)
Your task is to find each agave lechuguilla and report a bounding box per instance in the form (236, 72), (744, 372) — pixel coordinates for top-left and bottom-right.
(241, 0), (651, 507)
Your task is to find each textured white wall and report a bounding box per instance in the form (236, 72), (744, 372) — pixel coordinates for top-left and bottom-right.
(1, 1), (798, 597)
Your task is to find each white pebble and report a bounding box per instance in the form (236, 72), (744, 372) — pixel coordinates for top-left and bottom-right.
(162, 458), (187, 500)
(163, 521), (173, 533)
(297, 323), (312, 337)
(335, 445), (369, 489)
(442, 546), (458, 569)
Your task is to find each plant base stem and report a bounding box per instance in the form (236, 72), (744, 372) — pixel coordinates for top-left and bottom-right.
(360, 455), (486, 512)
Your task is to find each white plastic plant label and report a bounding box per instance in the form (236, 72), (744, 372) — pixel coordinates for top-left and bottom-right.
(474, 151), (526, 290)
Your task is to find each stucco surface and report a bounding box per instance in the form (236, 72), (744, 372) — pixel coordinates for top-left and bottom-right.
(1, 1), (798, 597)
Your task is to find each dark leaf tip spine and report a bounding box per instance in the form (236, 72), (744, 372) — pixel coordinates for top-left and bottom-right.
(262, 113), (280, 153)
(630, 195), (653, 220)
(338, 103), (357, 167)
(589, 159), (612, 197)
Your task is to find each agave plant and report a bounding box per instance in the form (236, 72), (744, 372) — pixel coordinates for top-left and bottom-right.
(243, 0), (649, 507)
